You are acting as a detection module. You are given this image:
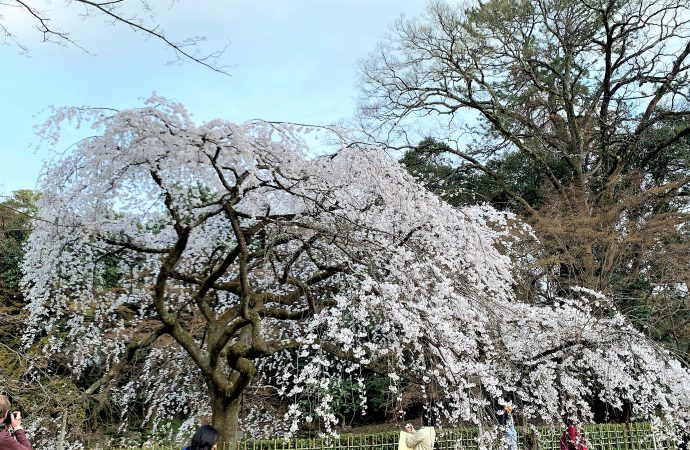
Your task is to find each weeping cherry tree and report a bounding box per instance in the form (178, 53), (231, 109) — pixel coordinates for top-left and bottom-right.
(21, 97), (690, 447)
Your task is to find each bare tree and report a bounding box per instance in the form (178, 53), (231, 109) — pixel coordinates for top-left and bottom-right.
(2, 0), (228, 74)
(360, 0), (690, 332)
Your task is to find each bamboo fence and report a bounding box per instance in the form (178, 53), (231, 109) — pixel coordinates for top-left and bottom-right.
(116, 422), (678, 450)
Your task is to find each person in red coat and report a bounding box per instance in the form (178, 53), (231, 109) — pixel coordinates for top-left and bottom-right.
(0, 395), (31, 450)
(560, 418), (587, 450)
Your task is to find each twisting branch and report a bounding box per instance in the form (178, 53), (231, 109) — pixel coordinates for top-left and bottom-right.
(81, 325), (167, 398)
(6, 0), (229, 74)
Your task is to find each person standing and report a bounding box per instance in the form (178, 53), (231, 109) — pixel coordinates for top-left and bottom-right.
(0, 395), (31, 450)
(499, 405), (518, 450)
(399, 423), (415, 450)
(560, 418), (587, 450)
(405, 415), (436, 450)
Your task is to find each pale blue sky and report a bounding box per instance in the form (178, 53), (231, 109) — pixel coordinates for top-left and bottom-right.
(0, 0), (427, 194)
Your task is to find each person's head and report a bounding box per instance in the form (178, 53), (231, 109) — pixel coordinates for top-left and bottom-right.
(504, 405), (514, 414)
(188, 424), (218, 450)
(404, 423), (414, 433)
(0, 395), (10, 421)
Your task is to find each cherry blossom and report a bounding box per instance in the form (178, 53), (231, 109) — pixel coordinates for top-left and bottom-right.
(21, 97), (690, 447)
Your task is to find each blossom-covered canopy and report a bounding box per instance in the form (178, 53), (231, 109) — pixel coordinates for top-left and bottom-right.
(22, 98), (690, 445)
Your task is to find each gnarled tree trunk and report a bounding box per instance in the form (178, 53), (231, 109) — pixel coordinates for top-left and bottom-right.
(211, 392), (243, 449)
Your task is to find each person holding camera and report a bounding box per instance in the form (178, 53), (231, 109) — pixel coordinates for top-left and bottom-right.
(403, 415), (436, 450)
(0, 395), (31, 450)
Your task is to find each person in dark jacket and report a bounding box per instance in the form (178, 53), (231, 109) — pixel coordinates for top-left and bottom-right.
(183, 424), (218, 450)
(0, 395), (31, 450)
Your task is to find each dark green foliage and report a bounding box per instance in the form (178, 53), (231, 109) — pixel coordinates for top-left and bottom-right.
(402, 138), (573, 213)
(0, 190), (37, 297)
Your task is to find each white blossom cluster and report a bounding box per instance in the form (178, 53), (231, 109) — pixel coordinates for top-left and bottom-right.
(20, 97), (690, 445)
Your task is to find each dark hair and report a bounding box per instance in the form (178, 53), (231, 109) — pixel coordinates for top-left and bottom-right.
(188, 424), (218, 450)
